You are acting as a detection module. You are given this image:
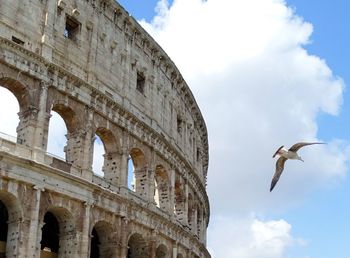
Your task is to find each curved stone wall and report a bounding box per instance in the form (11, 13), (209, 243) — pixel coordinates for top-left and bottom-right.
(0, 0), (210, 258)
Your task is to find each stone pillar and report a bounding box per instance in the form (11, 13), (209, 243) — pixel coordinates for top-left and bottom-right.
(79, 202), (92, 258)
(134, 166), (148, 199)
(59, 231), (78, 258)
(26, 186), (45, 258)
(6, 219), (23, 257)
(33, 81), (50, 151)
(149, 229), (158, 258)
(168, 169), (176, 216)
(103, 151), (120, 186)
(172, 242), (178, 258)
(184, 183), (189, 226)
(118, 217), (129, 258)
(119, 150), (128, 187)
(41, 0), (57, 60)
(148, 169), (155, 203)
(17, 106), (39, 147)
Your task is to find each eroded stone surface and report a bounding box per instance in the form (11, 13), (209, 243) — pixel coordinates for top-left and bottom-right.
(0, 0), (210, 257)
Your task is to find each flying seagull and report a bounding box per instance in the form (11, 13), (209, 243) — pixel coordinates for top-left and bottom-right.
(270, 142), (324, 192)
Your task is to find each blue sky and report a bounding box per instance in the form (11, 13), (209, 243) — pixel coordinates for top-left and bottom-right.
(115, 1), (350, 257)
(1, 0), (349, 257)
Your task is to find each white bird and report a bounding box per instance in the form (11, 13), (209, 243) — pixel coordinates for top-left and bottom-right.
(270, 142), (324, 192)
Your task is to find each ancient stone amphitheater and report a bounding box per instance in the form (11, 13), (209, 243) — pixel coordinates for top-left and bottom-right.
(0, 0), (210, 257)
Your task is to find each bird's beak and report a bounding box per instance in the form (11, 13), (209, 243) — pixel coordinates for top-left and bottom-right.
(300, 158), (304, 162)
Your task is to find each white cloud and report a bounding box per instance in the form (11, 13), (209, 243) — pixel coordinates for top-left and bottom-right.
(208, 215), (301, 258)
(140, 0), (349, 256)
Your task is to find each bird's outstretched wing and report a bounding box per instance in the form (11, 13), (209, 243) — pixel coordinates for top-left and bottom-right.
(272, 145), (284, 158)
(270, 156), (287, 192)
(288, 142), (325, 152)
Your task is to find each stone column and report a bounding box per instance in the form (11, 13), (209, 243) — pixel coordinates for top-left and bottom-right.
(33, 81), (50, 151)
(79, 201), (93, 258)
(149, 229), (158, 258)
(173, 242), (179, 258)
(134, 166), (148, 199)
(148, 168), (155, 203)
(168, 168), (176, 216)
(118, 217), (129, 258)
(184, 182), (189, 226)
(119, 150), (129, 188)
(26, 186), (45, 258)
(16, 106), (39, 147)
(41, 0), (57, 60)
(103, 151), (120, 186)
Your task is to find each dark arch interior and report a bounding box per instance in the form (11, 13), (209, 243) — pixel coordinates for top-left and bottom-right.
(0, 200), (8, 242)
(90, 227), (100, 258)
(40, 211), (59, 253)
(0, 200), (8, 257)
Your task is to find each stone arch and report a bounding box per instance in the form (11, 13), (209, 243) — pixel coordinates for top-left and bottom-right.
(128, 148), (147, 196)
(154, 164), (170, 210)
(0, 77), (30, 112)
(0, 77), (35, 145)
(156, 244), (168, 258)
(0, 190), (23, 258)
(93, 127), (119, 181)
(51, 103), (80, 134)
(40, 207), (77, 258)
(49, 103), (82, 165)
(90, 220), (115, 258)
(127, 233), (149, 258)
(174, 172), (186, 222)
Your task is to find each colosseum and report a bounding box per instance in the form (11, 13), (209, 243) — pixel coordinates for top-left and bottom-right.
(0, 0), (210, 257)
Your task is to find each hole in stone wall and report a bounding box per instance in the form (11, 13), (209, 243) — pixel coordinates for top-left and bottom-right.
(11, 36), (25, 46)
(47, 111), (67, 159)
(92, 135), (104, 177)
(0, 87), (19, 141)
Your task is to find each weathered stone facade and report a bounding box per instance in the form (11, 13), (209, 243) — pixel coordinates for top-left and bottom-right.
(0, 0), (210, 258)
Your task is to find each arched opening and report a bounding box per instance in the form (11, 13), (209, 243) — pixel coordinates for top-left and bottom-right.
(154, 165), (169, 209)
(90, 228), (100, 258)
(90, 221), (114, 258)
(127, 233), (148, 258)
(177, 254), (184, 258)
(92, 128), (119, 183)
(174, 173), (186, 222)
(128, 148), (147, 195)
(0, 201), (8, 257)
(40, 207), (77, 258)
(156, 244), (167, 258)
(127, 155), (135, 190)
(92, 134), (105, 176)
(48, 104), (80, 167)
(0, 191), (23, 257)
(0, 87), (20, 141)
(47, 111), (67, 159)
(40, 211), (59, 256)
